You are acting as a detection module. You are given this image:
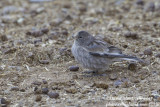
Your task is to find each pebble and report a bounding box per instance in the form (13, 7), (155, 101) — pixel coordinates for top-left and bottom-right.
(65, 88), (78, 94)
(42, 88), (49, 94)
(78, 2), (87, 13)
(143, 48), (153, 55)
(35, 95), (42, 102)
(49, 31), (60, 40)
(81, 89), (90, 94)
(128, 63), (137, 71)
(93, 82), (108, 89)
(34, 38), (42, 44)
(72, 74), (78, 79)
(41, 28), (49, 34)
(10, 87), (19, 91)
(26, 30), (44, 37)
(20, 89), (25, 92)
(109, 73), (118, 80)
(36, 7), (45, 13)
(34, 87), (42, 94)
(0, 67), (4, 71)
(136, 0), (144, 6)
(130, 77), (140, 83)
(17, 18), (24, 24)
(30, 0), (53, 3)
(4, 48), (17, 54)
(63, 3), (71, 9)
(114, 80), (122, 88)
(0, 35), (8, 41)
(32, 81), (42, 86)
(42, 79), (48, 84)
(121, 81), (130, 88)
(39, 60), (50, 64)
(124, 31), (138, 39)
(69, 66), (79, 71)
(2, 6), (19, 14)
(144, 2), (155, 12)
(0, 98), (8, 104)
(27, 52), (34, 58)
(50, 18), (63, 26)
(155, 53), (160, 58)
(48, 92), (59, 98)
(62, 30), (68, 36)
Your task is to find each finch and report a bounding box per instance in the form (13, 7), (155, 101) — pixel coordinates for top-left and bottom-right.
(71, 31), (143, 72)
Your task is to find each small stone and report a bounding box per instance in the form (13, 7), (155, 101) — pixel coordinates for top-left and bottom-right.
(0, 35), (8, 41)
(114, 80), (122, 88)
(81, 89), (90, 94)
(32, 81), (42, 86)
(144, 2), (155, 12)
(36, 7), (45, 13)
(124, 31), (138, 39)
(72, 74), (78, 79)
(1, 98), (8, 104)
(109, 73), (118, 80)
(10, 87), (19, 91)
(26, 30), (44, 37)
(144, 49), (152, 55)
(2, 6), (18, 14)
(93, 82), (108, 89)
(157, 97), (160, 102)
(128, 63), (137, 71)
(50, 18), (63, 26)
(20, 89), (25, 92)
(78, 2), (87, 12)
(35, 95), (42, 102)
(27, 52), (34, 58)
(34, 87), (42, 94)
(130, 77), (140, 83)
(17, 18), (24, 24)
(4, 48), (17, 54)
(69, 66), (79, 71)
(42, 88), (49, 94)
(48, 31), (59, 40)
(63, 3), (71, 8)
(62, 30), (68, 36)
(29, 0), (53, 2)
(48, 92), (59, 98)
(65, 88), (78, 94)
(41, 28), (49, 34)
(34, 38), (42, 44)
(121, 81), (130, 88)
(155, 53), (160, 58)
(0, 67), (4, 71)
(39, 60), (50, 64)
(136, 0), (144, 5)
(42, 79), (48, 84)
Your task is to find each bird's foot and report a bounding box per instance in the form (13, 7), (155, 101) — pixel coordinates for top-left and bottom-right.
(82, 71), (107, 77)
(83, 70), (98, 74)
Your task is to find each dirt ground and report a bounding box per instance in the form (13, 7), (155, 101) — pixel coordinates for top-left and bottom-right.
(0, 0), (160, 107)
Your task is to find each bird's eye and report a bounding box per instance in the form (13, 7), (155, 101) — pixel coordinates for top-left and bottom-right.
(79, 36), (82, 39)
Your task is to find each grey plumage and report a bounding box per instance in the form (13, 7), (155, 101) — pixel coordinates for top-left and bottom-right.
(71, 31), (143, 72)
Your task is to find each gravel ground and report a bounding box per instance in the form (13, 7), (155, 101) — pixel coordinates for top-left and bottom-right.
(0, 0), (160, 106)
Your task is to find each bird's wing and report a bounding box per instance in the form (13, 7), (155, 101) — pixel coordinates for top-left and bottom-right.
(83, 38), (124, 58)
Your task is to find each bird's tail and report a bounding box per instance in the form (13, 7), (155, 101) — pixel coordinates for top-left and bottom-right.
(112, 54), (144, 63)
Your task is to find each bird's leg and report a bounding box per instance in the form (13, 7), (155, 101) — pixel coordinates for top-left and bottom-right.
(83, 70), (98, 74)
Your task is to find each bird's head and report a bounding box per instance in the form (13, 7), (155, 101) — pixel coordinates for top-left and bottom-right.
(72, 31), (94, 46)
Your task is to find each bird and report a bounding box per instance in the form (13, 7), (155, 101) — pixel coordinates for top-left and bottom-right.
(71, 31), (144, 73)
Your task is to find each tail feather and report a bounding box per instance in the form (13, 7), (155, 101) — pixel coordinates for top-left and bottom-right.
(110, 54), (144, 63)
(113, 54), (144, 63)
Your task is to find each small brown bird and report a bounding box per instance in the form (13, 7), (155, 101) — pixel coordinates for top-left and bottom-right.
(71, 31), (143, 72)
